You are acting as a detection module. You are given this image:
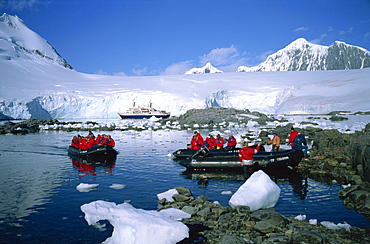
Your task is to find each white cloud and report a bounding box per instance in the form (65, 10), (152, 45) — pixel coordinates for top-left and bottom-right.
(161, 61), (193, 75)
(113, 71), (127, 76)
(293, 27), (308, 32)
(6, 0), (41, 10)
(132, 67), (148, 76)
(197, 45), (248, 72)
(199, 45), (244, 67)
(94, 69), (108, 75)
(339, 27), (354, 35)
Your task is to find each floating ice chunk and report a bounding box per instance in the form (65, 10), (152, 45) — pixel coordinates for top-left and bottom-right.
(338, 223), (351, 231)
(320, 221), (351, 231)
(342, 183), (351, 188)
(109, 184), (126, 189)
(221, 191), (232, 195)
(81, 200), (189, 244)
(157, 188), (179, 202)
(76, 183), (99, 192)
(309, 219), (318, 225)
(294, 214), (306, 221)
(229, 170), (281, 211)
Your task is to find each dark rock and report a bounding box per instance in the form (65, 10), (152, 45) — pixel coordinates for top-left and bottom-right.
(174, 186), (193, 197)
(338, 185), (362, 198)
(358, 195), (370, 215)
(218, 234), (249, 244)
(292, 230), (323, 244)
(250, 209), (286, 227)
(172, 194), (191, 202)
(182, 206), (198, 216)
(254, 220), (275, 233)
(262, 233), (291, 244)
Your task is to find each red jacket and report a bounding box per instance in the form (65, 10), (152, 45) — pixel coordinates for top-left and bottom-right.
(289, 130), (299, 146)
(216, 137), (224, 149)
(195, 133), (204, 147)
(227, 136), (237, 147)
(87, 137), (96, 148)
(205, 136), (216, 149)
(189, 138), (200, 150)
(238, 145), (260, 162)
(79, 137), (88, 150)
(106, 138), (115, 147)
(71, 137), (79, 148)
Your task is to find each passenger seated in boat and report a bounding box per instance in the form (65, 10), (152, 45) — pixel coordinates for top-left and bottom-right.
(225, 135), (237, 149)
(215, 134), (225, 149)
(95, 134), (104, 145)
(79, 136), (89, 150)
(87, 130), (95, 137)
(70, 136), (79, 148)
(194, 131), (204, 147)
(87, 136), (96, 148)
(189, 135), (201, 150)
(204, 134), (216, 149)
(105, 135), (115, 147)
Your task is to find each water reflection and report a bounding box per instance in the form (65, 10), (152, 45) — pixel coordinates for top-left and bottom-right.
(182, 168), (308, 200)
(71, 158), (116, 179)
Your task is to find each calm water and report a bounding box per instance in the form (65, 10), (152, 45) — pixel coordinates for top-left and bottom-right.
(0, 129), (369, 244)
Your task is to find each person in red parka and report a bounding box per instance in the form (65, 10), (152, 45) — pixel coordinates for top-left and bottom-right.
(95, 134), (103, 145)
(238, 141), (261, 180)
(225, 135), (237, 149)
(79, 137), (89, 150)
(189, 135), (201, 150)
(204, 134), (216, 149)
(106, 135), (115, 147)
(71, 136), (79, 148)
(87, 136), (96, 148)
(289, 127), (299, 149)
(194, 131), (204, 147)
(215, 134), (224, 149)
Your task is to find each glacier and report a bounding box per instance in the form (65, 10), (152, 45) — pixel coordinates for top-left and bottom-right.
(1, 13), (370, 120)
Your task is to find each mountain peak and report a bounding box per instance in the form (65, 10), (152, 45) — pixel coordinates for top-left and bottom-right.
(0, 13), (73, 69)
(237, 38), (370, 72)
(185, 62), (223, 74)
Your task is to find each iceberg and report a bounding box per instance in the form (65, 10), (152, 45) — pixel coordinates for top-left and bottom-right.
(229, 170), (281, 211)
(76, 183), (99, 192)
(80, 200), (190, 244)
(157, 188), (179, 202)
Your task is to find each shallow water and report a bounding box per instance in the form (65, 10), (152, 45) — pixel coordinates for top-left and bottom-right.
(0, 129), (369, 243)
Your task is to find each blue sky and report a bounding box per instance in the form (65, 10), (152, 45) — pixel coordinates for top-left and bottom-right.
(1, 0), (370, 76)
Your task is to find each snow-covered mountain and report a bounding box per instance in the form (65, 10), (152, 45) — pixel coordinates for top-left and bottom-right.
(0, 13), (72, 69)
(1, 14), (370, 120)
(237, 38), (370, 72)
(185, 62), (223, 74)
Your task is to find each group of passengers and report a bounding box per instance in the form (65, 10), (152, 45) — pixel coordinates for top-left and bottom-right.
(189, 131), (237, 150)
(70, 131), (115, 150)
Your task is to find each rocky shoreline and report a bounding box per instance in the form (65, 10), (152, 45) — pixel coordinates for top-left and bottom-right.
(159, 187), (369, 244)
(0, 107), (359, 134)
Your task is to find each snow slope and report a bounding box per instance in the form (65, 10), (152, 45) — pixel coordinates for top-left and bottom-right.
(1, 57), (369, 119)
(1, 14), (369, 119)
